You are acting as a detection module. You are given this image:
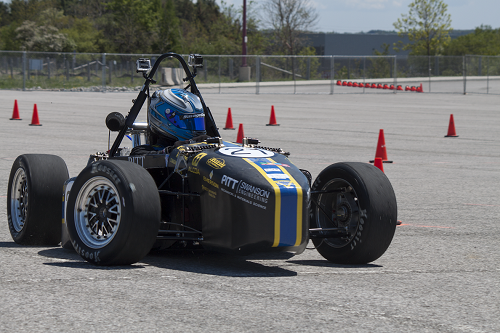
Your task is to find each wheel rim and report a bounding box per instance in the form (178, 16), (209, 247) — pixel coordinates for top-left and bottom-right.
(315, 178), (361, 248)
(10, 168), (29, 233)
(74, 176), (121, 249)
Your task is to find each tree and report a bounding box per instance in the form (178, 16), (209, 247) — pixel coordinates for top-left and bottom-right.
(393, 0), (452, 56)
(107, 0), (160, 53)
(262, 0), (318, 56)
(444, 26), (500, 56)
(15, 20), (76, 52)
(153, 0), (181, 53)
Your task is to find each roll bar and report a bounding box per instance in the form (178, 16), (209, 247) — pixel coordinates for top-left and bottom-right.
(109, 53), (220, 157)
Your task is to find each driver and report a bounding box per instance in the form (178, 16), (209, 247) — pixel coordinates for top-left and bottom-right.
(131, 88), (209, 155)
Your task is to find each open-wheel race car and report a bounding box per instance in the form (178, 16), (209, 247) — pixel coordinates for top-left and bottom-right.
(7, 53), (397, 266)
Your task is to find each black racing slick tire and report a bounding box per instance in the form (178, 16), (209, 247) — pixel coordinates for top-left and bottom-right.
(7, 154), (69, 246)
(310, 162), (397, 264)
(66, 160), (161, 265)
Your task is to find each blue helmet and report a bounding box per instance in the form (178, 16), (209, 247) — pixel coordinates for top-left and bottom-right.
(148, 88), (206, 141)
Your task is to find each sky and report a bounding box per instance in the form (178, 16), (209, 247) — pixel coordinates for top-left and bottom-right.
(219, 0), (500, 33)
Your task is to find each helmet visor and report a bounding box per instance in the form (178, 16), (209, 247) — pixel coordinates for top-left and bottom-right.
(167, 112), (205, 131)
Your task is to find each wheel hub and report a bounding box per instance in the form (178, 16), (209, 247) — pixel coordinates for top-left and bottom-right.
(336, 203), (352, 227)
(10, 168), (28, 232)
(74, 177), (121, 249)
(98, 205), (108, 220)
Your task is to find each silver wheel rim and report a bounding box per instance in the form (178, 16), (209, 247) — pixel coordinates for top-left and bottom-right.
(74, 176), (121, 249)
(10, 168), (28, 233)
(316, 178), (361, 248)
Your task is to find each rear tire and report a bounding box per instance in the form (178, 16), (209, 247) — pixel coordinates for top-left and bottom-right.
(66, 160), (160, 265)
(310, 162), (397, 264)
(7, 154), (69, 245)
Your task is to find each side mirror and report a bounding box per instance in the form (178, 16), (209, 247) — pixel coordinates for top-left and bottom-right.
(188, 54), (203, 68)
(136, 58), (151, 73)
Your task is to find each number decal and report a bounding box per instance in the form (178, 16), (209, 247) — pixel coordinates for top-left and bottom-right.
(218, 147), (275, 158)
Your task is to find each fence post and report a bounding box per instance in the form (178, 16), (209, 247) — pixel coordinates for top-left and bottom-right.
(306, 57), (310, 80)
(463, 56), (466, 95)
(130, 61), (134, 84)
(109, 60), (112, 85)
(347, 58), (350, 80)
(22, 51), (26, 91)
(428, 56), (431, 93)
(204, 59), (207, 81)
(47, 57), (50, 80)
(229, 58), (233, 80)
(218, 56), (221, 94)
(393, 56), (397, 94)
(65, 59), (69, 81)
(102, 53), (106, 92)
(486, 57), (489, 94)
(330, 56), (334, 95)
(256, 56), (260, 95)
(363, 56), (366, 93)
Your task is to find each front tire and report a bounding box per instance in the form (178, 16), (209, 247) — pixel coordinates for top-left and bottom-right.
(7, 154), (69, 245)
(311, 162), (397, 264)
(66, 160), (161, 265)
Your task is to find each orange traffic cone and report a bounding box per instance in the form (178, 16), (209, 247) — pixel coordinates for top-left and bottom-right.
(374, 157), (384, 173)
(223, 108), (235, 130)
(236, 123), (244, 143)
(10, 100), (22, 120)
(266, 105), (279, 126)
(336, 80), (341, 86)
(397, 85), (403, 91)
(29, 104), (42, 126)
(417, 83), (424, 93)
(370, 129), (392, 163)
(445, 114), (458, 137)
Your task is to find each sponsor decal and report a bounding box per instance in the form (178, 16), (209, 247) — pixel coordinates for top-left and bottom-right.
(267, 174), (289, 180)
(218, 147), (275, 158)
(237, 181), (270, 202)
(128, 156), (144, 167)
(188, 166), (200, 174)
(264, 168), (281, 172)
(274, 180), (297, 188)
(180, 113), (205, 120)
(202, 184), (217, 198)
(192, 152), (207, 166)
(169, 158), (177, 166)
(220, 175), (267, 209)
(207, 157), (226, 169)
(256, 161), (290, 168)
(91, 163), (121, 185)
(72, 240), (101, 263)
(203, 176), (219, 189)
(221, 175), (239, 189)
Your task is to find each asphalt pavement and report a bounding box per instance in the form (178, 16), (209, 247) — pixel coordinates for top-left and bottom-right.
(0, 87), (499, 332)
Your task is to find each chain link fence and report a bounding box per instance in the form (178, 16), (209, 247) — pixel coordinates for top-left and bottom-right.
(1, 51), (499, 95)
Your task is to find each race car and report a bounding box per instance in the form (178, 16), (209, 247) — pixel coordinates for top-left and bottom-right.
(7, 53), (397, 266)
